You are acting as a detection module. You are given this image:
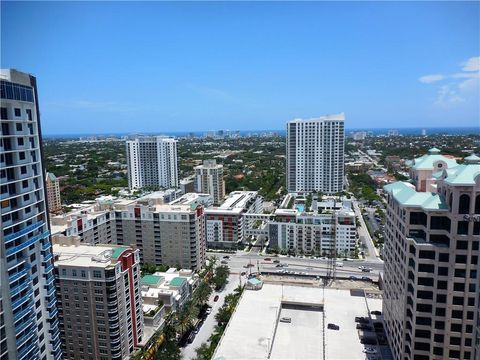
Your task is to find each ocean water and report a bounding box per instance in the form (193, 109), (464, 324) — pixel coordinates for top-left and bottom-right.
(43, 126), (479, 139)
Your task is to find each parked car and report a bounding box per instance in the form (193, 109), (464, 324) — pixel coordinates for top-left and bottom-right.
(206, 308), (212, 314)
(349, 276), (358, 280)
(264, 257), (272, 261)
(222, 255), (230, 259)
(356, 324), (373, 331)
(280, 317), (291, 323)
(241, 271), (246, 276)
(221, 260), (228, 264)
(360, 338), (377, 345)
(273, 259), (280, 263)
(355, 317), (369, 323)
(327, 323), (340, 330)
(370, 310), (382, 315)
(361, 277), (373, 282)
(363, 347), (377, 354)
(335, 262), (344, 267)
(213, 295), (219, 302)
(361, 268), (372, 272)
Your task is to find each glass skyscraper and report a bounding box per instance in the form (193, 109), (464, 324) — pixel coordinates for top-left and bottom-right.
(1, 69), (61, 359)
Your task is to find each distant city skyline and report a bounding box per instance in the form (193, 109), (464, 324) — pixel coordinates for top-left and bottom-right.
(1, 1), (479, 134)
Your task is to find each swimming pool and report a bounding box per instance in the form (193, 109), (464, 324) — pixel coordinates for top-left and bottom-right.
(296, 204), (305, 212)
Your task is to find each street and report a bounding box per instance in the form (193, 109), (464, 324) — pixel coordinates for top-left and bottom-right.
(352, 201), (381, 260)
(208, 250), (384, 279)
(181, 275), (240, 360)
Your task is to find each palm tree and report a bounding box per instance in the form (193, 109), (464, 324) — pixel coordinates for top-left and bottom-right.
(174, 302), (199, 336)
(193, 281), (213, 306)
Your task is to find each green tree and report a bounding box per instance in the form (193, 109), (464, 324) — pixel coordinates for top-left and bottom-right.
(212, 265), (230, 291)
(174, 302), (199, 337)
(193, 281), (213, 306)
(154, 321), (181, 360)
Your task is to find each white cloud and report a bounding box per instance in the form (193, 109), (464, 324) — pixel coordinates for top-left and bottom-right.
(458, 77), (479, 91)
(461, 56), (480, 72)
(419, 74), (445, 83)
(419, 56), (479, 108)
(434, 85), (465, 107)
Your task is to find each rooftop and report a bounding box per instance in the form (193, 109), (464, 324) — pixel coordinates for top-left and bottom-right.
(169, 277), (187, 287)
(443, 163), (480, 186)
(53, 243), (128, 268)
(288, 112), (345, 123)
(213, 283), (381, 360)
(141, 275), (164, 286)
(409, 149), (458, 170)
(384, 182), (448, 210)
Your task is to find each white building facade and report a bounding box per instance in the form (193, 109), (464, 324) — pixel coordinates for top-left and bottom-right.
(126, 136), (178, 190)
(0, 69), (61, 360)
(287, 113), (345, 194)
(194, 159), (225, 205)
(268, 208), (357, 256)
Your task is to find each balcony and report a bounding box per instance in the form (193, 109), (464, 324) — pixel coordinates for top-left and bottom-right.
(6, 230), (49, 256)
(42, 252), (53, 262)
(14, 318), (35, 335)
(48, 308), (58, 319)
(17, 342), (38, 360)
(44, 263), (54, 274)
(10, 281), (30, 297)
(11, 290), (33, 310)
(13, 304), (33, 323)
(4, 221), (44, 243)
(16, 327), (37, 348)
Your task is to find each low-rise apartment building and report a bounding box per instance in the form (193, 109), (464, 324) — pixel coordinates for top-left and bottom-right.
(268, 206), (357, 256)
(205, 191), (263, 249)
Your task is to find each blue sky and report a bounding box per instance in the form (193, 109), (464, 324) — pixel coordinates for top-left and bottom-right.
(2, 1), (479, 134)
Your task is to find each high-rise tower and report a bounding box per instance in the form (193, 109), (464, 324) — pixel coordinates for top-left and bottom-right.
(0, 69), (61, 359)
(126, 136), (178, 190)
(286, 113), (345, 194)
(194, 159), (225, 205)
(383, 151), (480, 360)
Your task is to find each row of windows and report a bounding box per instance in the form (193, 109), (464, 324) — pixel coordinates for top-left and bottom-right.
(0, 81), (34, 102)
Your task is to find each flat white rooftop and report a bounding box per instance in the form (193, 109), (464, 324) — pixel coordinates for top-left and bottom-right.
(219, 191), (257, 210)
(213, 283), (382, 360)
(52, 243), (128, 268)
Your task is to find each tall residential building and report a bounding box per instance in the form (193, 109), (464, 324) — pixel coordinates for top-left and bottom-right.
(286, 113), (345, 194)
(0, 69), (61, 359)
(115, 200), (206, 270)
(126, 136), (178, 190)
(194, 159), (225, 205)
(50, 193), (207, 270)
(383, 152), (480, 360)
(46, 172), (62, 214)
(52, 235), (143, 360)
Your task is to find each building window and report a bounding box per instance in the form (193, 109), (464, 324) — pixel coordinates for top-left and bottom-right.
(458, 194), (470, 214)
(14, 108), (21, 117)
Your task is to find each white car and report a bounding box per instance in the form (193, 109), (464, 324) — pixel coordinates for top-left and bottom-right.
(363, 348), (377, 354)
